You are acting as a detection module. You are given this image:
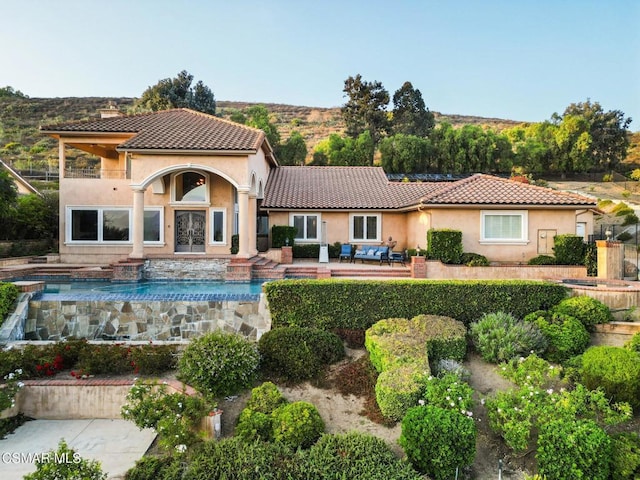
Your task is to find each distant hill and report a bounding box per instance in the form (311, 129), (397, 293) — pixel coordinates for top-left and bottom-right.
(1, 96), (636, 173)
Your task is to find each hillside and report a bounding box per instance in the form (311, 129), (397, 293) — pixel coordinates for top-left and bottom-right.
(1, 96), (637, 173)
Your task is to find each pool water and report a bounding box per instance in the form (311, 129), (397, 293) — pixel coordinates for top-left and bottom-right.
(38, 280), (264, 300)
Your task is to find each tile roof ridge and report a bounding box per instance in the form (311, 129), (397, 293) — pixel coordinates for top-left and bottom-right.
(419, 173), (480, 201)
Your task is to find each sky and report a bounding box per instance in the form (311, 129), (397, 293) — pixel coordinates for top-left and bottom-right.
(1, 0), (639, 128)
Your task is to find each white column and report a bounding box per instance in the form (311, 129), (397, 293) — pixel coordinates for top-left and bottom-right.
(248, 193), (258, 256)
(237, 188), (250, 258)
(129, 187), (146, 259)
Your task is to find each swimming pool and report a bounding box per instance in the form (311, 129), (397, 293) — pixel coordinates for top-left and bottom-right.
(37, 280), (264, 301)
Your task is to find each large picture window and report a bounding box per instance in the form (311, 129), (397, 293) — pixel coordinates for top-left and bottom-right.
(481, 210), (528, 243)
(291, 213), (319, 241)
(350, 213), (380, 242)
(67, 207), (164, 245)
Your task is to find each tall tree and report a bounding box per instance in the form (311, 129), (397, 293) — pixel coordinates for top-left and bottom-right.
(563, 100), (631, 172)
(391, 81), (435, 137)
(341, 74), (389, 163)
(134, 70), (216, 115)
(276, 131), (308, 165)
(245, 105), (281, 148)
(379, 134), (433, 173)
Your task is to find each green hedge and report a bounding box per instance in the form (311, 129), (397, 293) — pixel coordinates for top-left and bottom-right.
(272, 226), (297, 248)
(264, 279), (568, 329)
(553, 234), (585, 265)
(0, 282), (20, 324)
(375, 363), (429, 421)
(427, 229), (462, 264)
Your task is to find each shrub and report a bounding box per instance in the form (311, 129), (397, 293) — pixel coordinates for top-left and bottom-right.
(375, 363), (429, 421)
(245, 381), (288, 414)
(292, 243), (320, 258)
(399, 405), (476, 480)
(76, 343), (133, 375)
(585, 242), (598, 276)
(305, 432), (424, 479)
(611, 432), (640, 480)
(553, 234), (585, 265)
(624, 332), (640, 353)
(427, 229), (462, 264)
(581, 346), (640, 409)
(432, 358), (471, 381)
(617, 231), (633, 241)
(125, 455), (184, 480)
(264, 279), (569, 330)
(551, 295), (612, 331)
(333, 327), (365, 348)
(271, 401), (325, 448)
(0, 282), (19, 323)
(526, 312), (590, 363)
(537, 419), (611, 480)
(129, 344), (178, 374)
(271, 225), (296, 248)
(498, 354), (561, 388)
(460, 252), (489, 266)
(178, 331), (260, 398)
(258, 326), (344, 382)
(527, 255), (556, 265)
(23, 439), (107, 480)
(420, 373), (474, 413)
(470, 312), (547, 363)
(121, 380), (208, 450)
(235, 408), (273, 442)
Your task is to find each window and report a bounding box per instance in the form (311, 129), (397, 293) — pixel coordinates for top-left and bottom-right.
(481, 210), (528, 243)
(209, 208), (226, 244)
(291, 213), (319, 241)
(144, 208), (163, 243)
(350, 213), (380, 242)
(172, 171), (209, 204)
(67, 207), (164, 245)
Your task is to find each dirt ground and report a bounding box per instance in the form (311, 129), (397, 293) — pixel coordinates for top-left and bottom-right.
(216, 332), (631, 480)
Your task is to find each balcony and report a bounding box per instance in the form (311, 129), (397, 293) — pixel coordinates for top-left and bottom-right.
(64, 169), (129, 179)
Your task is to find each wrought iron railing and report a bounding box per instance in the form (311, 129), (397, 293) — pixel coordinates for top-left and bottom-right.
(64, 169), (128, 179)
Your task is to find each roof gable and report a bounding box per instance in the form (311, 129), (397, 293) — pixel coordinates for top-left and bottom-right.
(40, 108), (271, 156)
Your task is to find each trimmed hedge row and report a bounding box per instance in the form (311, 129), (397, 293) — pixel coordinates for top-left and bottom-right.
(0, 282), (20, 325)
(264, 279), (568, 329)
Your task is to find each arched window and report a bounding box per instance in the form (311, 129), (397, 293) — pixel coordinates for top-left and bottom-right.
(172, 171), (209, 204)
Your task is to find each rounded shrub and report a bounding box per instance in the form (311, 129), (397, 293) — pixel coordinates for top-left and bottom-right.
(470, 312), (547, 363)
(375, 362), (429, 421)
(271, 401), (325, 448)
(581, 346), (640, 409)
(537, 419), (611, 480)
(306, 432), (424, 480)
(531, 312), (590, 363)
(245, 381), (287, 414)
(399, 405), (476, 480)
(551, 295), (612, 331)
(460, 252), (489, 266)
(258, 326), (344, 382)
(235, 408), (273, 442)
(611, 432), (640, 480)
(125, 455), (184, 480)
(527, 255), (556, 265)
(421, 373), (474, 413)
(178, 331), (259, 398)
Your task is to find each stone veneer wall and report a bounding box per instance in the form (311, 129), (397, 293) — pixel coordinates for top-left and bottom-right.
(144, 258), (230, 280)
(26, 297), (271, 342)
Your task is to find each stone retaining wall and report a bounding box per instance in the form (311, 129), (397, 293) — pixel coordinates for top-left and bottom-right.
(144, 258), (229, 280)
(26, 297), (271, 342)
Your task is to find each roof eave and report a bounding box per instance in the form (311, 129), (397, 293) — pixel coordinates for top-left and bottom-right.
(116, 147), (259, 156)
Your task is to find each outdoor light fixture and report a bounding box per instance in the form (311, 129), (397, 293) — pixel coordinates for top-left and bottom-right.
(605, 229), (612, 241)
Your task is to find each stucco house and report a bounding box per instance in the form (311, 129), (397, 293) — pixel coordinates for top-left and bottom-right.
(42, 108), (597, 267)
(262, 167), (596, 262)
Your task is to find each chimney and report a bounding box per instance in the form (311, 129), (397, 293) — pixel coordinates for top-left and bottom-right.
(99, 102), (124, 118)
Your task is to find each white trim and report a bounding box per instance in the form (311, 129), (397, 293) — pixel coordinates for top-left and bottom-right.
(209, 207), (227, 245)
(289, 212), (321, 242)
(143, 207), (165, 245)
(480, 210), (529, 244)
(349, 212), (382, 243)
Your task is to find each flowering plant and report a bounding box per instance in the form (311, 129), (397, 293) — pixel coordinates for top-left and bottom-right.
(0, 369), (24, 411)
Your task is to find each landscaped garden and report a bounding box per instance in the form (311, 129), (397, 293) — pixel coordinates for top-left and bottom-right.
(1, 278), (640, 479)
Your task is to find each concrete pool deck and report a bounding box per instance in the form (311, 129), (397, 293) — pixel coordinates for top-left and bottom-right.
(0, 419), (156, 479)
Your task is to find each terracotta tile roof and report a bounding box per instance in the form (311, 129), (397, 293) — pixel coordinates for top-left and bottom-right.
(262, 166), (440, 209)
(40, 108), (267, 153)
(421, 174), (596, 206)
(262, 168), (597, 210)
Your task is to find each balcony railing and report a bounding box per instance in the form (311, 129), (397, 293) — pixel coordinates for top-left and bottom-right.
(64, 169), (128, 179)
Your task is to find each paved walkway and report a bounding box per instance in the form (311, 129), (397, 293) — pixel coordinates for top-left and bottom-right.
(0, 419), (156, 479)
